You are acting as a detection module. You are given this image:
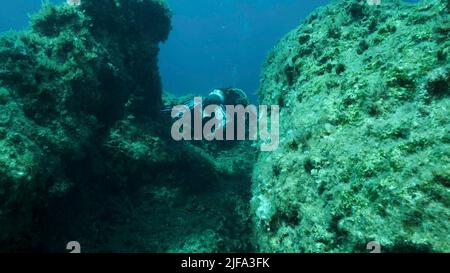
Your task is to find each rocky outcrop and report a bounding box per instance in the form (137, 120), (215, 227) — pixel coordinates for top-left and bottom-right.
(252, 0), (449, 252)
(0, 0), (255, 252)
(0, 0), (172, 251)
(3, 0), (447, 254)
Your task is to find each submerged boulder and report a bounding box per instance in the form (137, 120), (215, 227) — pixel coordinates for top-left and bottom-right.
(0, 0), (171, 251)
(252, 0), (449, 252)
(0, 0), (254, 252)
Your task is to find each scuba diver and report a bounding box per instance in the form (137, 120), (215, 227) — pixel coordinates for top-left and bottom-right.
(204, 87), (249, 108)
(162, 87), (254, 142)
(162, 87), (249, 119)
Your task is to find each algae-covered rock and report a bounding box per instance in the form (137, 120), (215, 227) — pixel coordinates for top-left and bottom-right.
(0, 0), (171, 251)
(0, 0), (255, 252)
(252, 0), (449, 252)
(97, 112), (256, 252)
(4, 0), (447, 254)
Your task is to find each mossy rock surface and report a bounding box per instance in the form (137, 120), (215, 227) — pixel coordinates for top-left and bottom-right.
(0, 0), (257, 252)
(252, 0), (450, 252)
(0, 0), (170, 251)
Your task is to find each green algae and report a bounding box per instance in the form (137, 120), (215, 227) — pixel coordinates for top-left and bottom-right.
(252, 0), (449, 252)
(0, 0), (254, 252)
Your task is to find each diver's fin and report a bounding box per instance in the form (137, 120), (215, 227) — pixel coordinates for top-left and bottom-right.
(161, 106), (173, 112)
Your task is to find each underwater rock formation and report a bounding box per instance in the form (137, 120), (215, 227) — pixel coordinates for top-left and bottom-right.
(0, 0), (171, 251)
(2, 0), (448, 253)
(0, 0), (254, 252)
(252, 0), (449, 252)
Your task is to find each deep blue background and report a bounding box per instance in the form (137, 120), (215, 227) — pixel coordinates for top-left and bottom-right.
(159, 0), (329, 100)
(0, 0), (420, 101)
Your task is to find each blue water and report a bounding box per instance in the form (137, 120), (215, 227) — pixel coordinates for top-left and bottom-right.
(0, 0), (420, 102)
(159, 0), (330, 101)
